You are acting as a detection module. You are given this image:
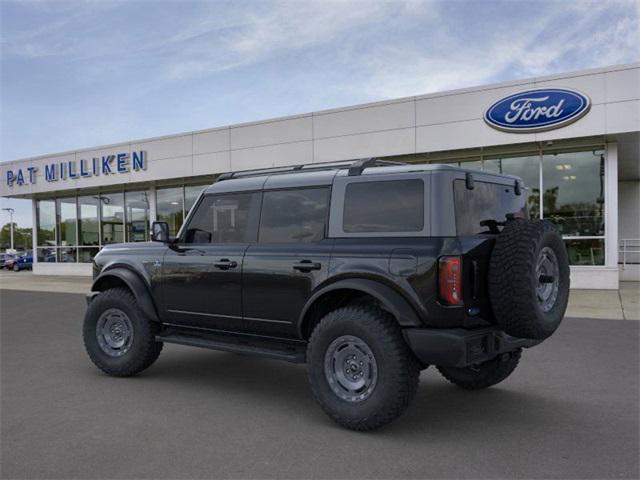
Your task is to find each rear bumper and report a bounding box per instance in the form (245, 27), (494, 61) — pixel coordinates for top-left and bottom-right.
(403, 327), (541, 368)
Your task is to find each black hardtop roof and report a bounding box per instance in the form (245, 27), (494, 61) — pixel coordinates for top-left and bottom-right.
(204, 157), (522, 194)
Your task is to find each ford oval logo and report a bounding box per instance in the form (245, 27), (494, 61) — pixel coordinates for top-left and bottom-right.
(484, 88), (591, 133)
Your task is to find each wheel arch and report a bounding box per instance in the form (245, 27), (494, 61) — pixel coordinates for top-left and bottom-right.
(298, 278), (422, 339)
(91, 267), (159, 322)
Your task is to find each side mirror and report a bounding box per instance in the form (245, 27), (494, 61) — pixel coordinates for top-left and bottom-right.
(151, 222), (170, 243)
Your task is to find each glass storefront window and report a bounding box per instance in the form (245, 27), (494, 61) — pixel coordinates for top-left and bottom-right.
(36, 246), (56, 263)
(125, 190), (150, 242)
(78, 196), (100, 246)
(56, 197), (77, 246)
(542, 151), (605, 237)
(565, 239), (605, 266)
(30, 157), (607, 269)
(484, 155), (541, 218)
(36, 200), (56, 246)
(100, 193), (124, 244)
(157, 187), (184, 235)
(185, 185), (205, 215)
(459, 159), (483, 171)
(58, 246), (77, 263)
(78, 247), (100, 263)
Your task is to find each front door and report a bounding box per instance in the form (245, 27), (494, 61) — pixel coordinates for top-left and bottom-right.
(242, 187), (333, 338)
(161, 191), (261, 331)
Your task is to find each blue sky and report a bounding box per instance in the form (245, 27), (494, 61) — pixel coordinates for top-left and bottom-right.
(1, 0), (639, 227)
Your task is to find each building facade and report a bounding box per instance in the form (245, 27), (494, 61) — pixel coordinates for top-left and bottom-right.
(1, 63), (639, 288)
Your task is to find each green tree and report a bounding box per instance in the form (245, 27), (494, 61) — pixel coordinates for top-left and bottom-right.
(0, 223), (33, 251)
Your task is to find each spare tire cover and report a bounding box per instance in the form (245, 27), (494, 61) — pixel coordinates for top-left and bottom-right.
(489, 219), (570, 340)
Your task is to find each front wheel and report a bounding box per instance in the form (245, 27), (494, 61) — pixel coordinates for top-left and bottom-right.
(12, 263), (19, 272)
(436, 349), (521, 390)
(307, 305), (420, 431)
(83, 288), (163, 377)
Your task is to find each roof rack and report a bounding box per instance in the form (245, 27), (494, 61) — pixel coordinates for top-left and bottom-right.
(216, 158), (407, 181)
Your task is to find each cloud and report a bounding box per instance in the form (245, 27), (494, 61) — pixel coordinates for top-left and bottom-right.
(163, 1), (402, 80)
(349, 0), (639, 99)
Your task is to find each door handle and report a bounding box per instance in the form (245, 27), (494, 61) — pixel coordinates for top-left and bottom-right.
(292, 260), (322, 272)
(213, 258), (238, 270)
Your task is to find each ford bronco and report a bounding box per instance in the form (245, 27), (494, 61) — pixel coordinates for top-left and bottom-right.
(84, 158), (570, 430)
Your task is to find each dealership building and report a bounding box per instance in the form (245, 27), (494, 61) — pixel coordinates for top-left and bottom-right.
(1, 63), (638, 289)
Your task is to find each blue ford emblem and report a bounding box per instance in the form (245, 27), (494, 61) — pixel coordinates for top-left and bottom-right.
(484, 88), (591, 133)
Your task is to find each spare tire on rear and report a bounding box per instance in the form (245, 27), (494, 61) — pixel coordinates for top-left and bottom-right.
(489, 219), (570, 340)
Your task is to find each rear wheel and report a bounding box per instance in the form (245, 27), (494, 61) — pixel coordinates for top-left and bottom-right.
(437, 349), (521, 390)
(12, 263), (19, 272)
(83, 288), (163, 376)
(307, 305), (420, 431)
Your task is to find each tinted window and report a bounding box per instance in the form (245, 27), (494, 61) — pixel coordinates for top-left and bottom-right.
(259, 188), (329, 243)
(184, 193), (260, 244)
(454, 180), (527, 235)
(343, 180), (424, 233)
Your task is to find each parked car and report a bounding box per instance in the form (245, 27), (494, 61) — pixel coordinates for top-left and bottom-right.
(2, 253), (17, 270)
(12, 252), (33, 271)
(84, 159), (570, 430)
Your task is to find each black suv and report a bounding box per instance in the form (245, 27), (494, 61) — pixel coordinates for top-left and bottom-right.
(84, 158), (570, 430)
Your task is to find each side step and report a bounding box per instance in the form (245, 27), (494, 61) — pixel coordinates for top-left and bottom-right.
(157, 327), (307, 363)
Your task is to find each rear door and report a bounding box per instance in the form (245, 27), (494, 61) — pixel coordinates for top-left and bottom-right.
(161, 192), (261, 331)
(242, 187), (333, 338)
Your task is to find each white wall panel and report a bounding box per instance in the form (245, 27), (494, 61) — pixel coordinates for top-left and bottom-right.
(0, 160), (33, 197)
(230, 116), (312, 150)
(534, 73), (606, 105)
(314, 128), (414, 162)
(130, 134), (192, 161)
(606, 100), (640, 134)
(193, 128), (230, 155)
(606, 68), (640, 103)
(536, 104), (607, 142)
(570, 267), (619, 289)
(193, 151), (231, 176)
(416, 85), (533, 126)
(230, 141), (312, 171)
(314, 101), (414, 139)
(416, 119), (536, 152)
(132, 156), (193, 182)
(34, 263), (92, 276)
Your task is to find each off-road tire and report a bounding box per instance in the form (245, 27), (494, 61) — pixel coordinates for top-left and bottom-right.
(489, 219), (569, 340)
(83, 288), (163, 376)
(307, 305), (420, 431)
(436, 349), (521, 390)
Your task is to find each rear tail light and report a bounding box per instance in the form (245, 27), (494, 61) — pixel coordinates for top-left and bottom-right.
(438, 256), (462, 305)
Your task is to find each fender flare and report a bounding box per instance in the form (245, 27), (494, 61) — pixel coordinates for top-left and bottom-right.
(91, 267), (159, 322)
(298, 278), (422, 336)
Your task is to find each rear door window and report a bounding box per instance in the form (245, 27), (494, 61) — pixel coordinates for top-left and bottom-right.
(343, 179), (424, 233)
(454, 180), (527, 235)
(259, 188), (330, 243)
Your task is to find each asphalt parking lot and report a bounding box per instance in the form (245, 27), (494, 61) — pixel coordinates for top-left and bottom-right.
(1, 289), (638, 479)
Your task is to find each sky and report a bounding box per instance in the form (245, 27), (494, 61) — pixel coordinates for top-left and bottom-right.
(1, 0), (639, 228)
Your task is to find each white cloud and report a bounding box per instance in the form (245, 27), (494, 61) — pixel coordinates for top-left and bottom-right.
(164, 1), (402, 80)
(350, 1), (639, 100)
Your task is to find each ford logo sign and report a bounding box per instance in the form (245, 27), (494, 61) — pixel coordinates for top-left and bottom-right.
(484, 88), (591, 133)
